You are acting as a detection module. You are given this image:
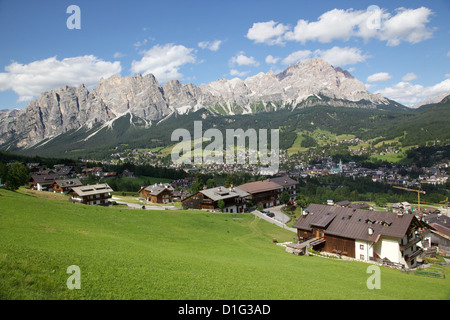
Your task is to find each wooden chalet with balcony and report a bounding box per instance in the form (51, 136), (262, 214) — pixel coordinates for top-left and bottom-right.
(51, 178), (82, 194)
(29, 174), (61, 191)
(237, 175), (298, 208)
(69, 183), (113, 206)
(138, 183), (174, 204)
(182, 185), (250, 213)
(293, 204), (434, 269)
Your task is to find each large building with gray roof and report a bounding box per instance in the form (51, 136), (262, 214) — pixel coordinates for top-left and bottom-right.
(293, 203), (434, 269)
(182, 185), (250, 213)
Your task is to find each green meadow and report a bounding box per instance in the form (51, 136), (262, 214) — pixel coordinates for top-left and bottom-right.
(0, 188), (449, 300)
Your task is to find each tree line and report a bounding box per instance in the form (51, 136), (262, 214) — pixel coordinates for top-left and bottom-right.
(297, 175), (449, 207)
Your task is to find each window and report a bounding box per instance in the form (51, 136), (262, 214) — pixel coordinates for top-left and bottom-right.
(360, 254), (365, 260)
(360, 244), (364, 250)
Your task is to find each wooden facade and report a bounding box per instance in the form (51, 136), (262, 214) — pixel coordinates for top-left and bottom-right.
(321, 233), (355, 257)
(238, 176), (298, 208)
(182, 193), (215, 210)
(293, 204), (433, 268)
(51, 179), (82, 194)
(182, 186), (249, 213)
(138, 184), (174, 204)
(149, 188), (173, 204)
(71, 193), (112, 205)
(69, 184), (113, 206)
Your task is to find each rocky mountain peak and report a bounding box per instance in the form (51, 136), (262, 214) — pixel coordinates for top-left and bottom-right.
(0, 59), (399, 149)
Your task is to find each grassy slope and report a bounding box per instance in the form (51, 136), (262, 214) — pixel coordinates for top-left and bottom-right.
(0, 189), (449, 300)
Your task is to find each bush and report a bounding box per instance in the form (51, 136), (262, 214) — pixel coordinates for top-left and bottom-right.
(257, 203), (264, 212)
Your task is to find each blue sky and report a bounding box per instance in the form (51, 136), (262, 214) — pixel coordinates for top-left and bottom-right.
(0, 0), (449, 109)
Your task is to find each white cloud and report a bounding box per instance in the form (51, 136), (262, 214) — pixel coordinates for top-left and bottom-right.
(113, 52), (126, 59)
(265, 55), (280, 64)
(0, 55), (121, 102)
(377, 78), (450, 106)
(281, 46), (367, 67)
(230, 69), (250, 77)
(133, 39), (148, 48)
(246, 21), (289, 45)
(364, 83), (375, 90)
(229, 52), (259, 67)
(131, 43), (196, 83)
(379, 7), (434, 46)
(367, 72), (392, 82)
(314, 46), (368, 67)
(198, 40), (222, 51)
(282, 50), (312, 65)
(402, 72), (417, 82)
(284, 8), (369, 44)
(250, 7), (434, 47)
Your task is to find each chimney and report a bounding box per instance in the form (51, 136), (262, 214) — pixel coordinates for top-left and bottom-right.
(368, 227), (374, 235)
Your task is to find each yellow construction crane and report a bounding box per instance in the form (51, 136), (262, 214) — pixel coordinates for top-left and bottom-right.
(419, 198), (449, 215)
(441, 198), (449, 216)
(392, 186), (426, 212)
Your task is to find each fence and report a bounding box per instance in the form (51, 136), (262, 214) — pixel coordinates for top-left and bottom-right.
(403, 265), (445, 279)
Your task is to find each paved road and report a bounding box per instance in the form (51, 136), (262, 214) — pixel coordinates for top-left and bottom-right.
(112, 197), (178, 210)
(113, 197), (297, 233)
(270, 205), (292, 225)
(251, 206), (297, 233)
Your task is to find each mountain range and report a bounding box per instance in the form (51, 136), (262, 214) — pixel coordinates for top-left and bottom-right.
(0, 58), (406, 152)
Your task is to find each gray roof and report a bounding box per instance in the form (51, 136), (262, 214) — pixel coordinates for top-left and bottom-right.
(269, 175), (298, 187)
(31, 174), (61, 184)
(238, 176), (298, 195)
(54, 178), (82, 188)
(200, 186), (250, 201)
(238, 180), (283, 194)
(293, 204), (424, 241)
(336, 200), (351, 206)
(70, 183), (113, 197)
(142, 183), (174, 196)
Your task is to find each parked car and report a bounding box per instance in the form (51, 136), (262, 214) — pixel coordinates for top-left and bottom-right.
(267, 212), (275, 217)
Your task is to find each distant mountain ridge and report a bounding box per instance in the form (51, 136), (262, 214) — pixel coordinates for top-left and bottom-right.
(2, 94), (449, 160)
(0, 58), (405, 150)
(413, 91), (450, 108)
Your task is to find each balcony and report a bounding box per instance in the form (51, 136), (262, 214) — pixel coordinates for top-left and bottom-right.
(71, 193), (111, 204)
(400, 236), (421, 251)
(405, 247), (423, 262)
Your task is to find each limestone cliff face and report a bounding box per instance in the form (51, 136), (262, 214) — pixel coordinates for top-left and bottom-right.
(0, 59), (394, 149)
(0, 84), (114, 148)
